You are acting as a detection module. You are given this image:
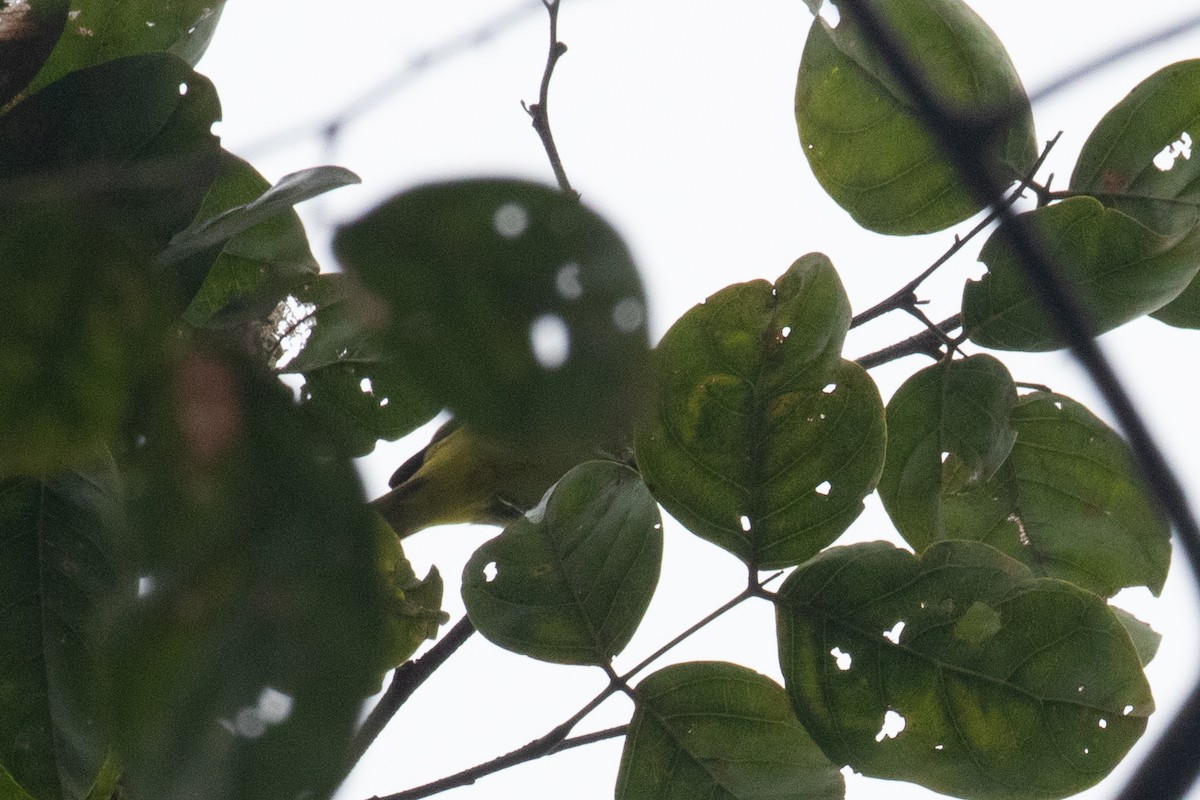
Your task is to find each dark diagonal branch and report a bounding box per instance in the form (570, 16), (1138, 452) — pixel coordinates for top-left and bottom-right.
(835, 5), (1200, 800)
(523, 0), (578, 198)
(855, 314), (962, 370)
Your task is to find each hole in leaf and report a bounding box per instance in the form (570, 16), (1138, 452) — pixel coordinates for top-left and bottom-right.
(493, 202), (529, 238)
(1098, 718), (1108, 729)
(270, 295), (318, 369)
(1083, 747), (1090, 755)
(612, 297), (645, 333)
(815, 480), (831, 496)
(875, 709), (906, 742)
(1053, 400), (1064, 410)
(256, 687), (294, 724)
(145, 19), (156, 27)
(1007, 513), (1030, 545)
(883, 621), (905, 644)
(822, 383), (837, 394)
(1077, 685), (1086, 694)
(818, 1), (841, 27)
(940, 451), (950, 463)
(781, 326), (792, 338)
(379, 397), (390, 407)
(739, 515), (752, 532)
(555, 262), (583, 300)
(359, 377), (374, 395)
(830, 647), (852, 670)
(178, 82), (189, 96)
(137, 576), (155, 598)
(483, 562), (498, 583)
(530, 313), (571, 369)
(934, 744), (945, 751)
(1153, 131), (1192, 171)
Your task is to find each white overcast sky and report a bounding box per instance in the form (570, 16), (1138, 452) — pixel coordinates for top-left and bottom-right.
(198, 3), (1200, 799)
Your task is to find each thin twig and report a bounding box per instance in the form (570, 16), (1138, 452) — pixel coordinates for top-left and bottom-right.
(850, 132), (1061, 330)
(620, 587), (755, 680)
(854, 314), (962, 370)
(834, 5), (1200, 800)
(344, 616), (477, 773)
(523, 0), (579, 198)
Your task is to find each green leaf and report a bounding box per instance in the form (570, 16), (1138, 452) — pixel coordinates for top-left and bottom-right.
(634, 254), (885, 569)
(274, 274), (441, 457)
(180, 151), (324, 327)
(0, 54), (220, 474)
(333, 178), (651, 452)
(934, 392), (1170, 598)
(878, 354), (1018, 551)
(27, 1), (226, 94)
(1067, 59), (1200, 327)
(616, 662), (844, 800)
(374, 517), (447, 680)
(462, 461), (662, 665)
(0, 459), (125, 800)
(0, 0), (68, 107)
(777, 540), (1153, 800)
(104, 345), (389, 800)
(796, 0), (1037, 235)
(962, 197), (1200, 350)
(1110, 607), (1161, 668)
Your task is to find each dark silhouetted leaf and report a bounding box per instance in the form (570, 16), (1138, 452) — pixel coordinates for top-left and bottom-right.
(878, 355), (1018, 551)
(617, 661), (843, 800)
(1065, 59), (1200, 327)
(27, 1), (226, 94)
(796, 0), (1036, 235)
(634, 254), (885, 569)
(0, 0), (67, 107)
(333, 178), (651, 453)
(104, 345), (389, 800)
(0, 458), (125, 800)
(962, 197), (1199, 350)
(777, 540), (1152, 800)
(937, 391), (1170, 597)
(462, 461), (661, 665)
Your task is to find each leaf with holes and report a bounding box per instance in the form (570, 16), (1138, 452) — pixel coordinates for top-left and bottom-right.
(1067, 59), (1200, 327)
(634, 254), (885, 569)
(878, 355), (1018, 552)
(616, 661), (844, 800)
(272, 274), (440, 456)
(334, 178), (651, 454)
(962, 197), (1200, 350)
(0, 458), (125, 800)
(777, 540), (1152, 800)
(104, 345), (389, 800)
(462, 461), (661, 665)
(796, 0), (1037, 235)
(27, 1), (226, 93)
(0, 0), (67, 107)
(935, 391), (1170, 598)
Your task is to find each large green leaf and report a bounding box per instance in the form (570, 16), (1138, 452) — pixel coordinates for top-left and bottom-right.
(0, 0), (68, 107)
(796, 0), (1037, 235)
(0, 54), (220, 474)
(179, 152), (327, 327)
(878, 355), (1017, 551)
(962, 197), (1200, 350)
(0, 460), (124, 800)
(936, 392), (1170, 598)
(265, 274), (441, 457)
(104, 345), (389, 800)
(26, 1), (226, 94)
(333, 178), (651, 452)
(1066, 59), (1200, 327)
(634, 254), (885, 569)
(777, 540), (1152, 800)
(616, 661), (844, 800)
(462, 461), (662, 665)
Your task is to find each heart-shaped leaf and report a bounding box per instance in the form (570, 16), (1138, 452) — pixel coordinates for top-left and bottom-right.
(937, 391), (1170, 598)
(617, 661), (844, 800)
(796, 0), (1037, 235)
(334, 178), (651, 453)
(104, 345), (389, 800)
(0, 459), (125, 800)
(777, 540), (1152, 800)
(27, 1), (226, 94)
(634, 254), (885, 569)
(962, 196), (1200, 350)
(878, 354), (1018, 551)
(462, 461), (662, 665)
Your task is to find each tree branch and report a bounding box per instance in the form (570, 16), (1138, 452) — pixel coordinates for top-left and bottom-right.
(854, 314), (961, 370)
(344, 615), (477, 773)
(523, 0), (578, 198)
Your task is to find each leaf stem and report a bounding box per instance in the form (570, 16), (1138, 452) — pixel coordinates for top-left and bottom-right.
(523, 0), (578, 198)
(849, 132), (1061, 330)
(344, 615), (477, 774)
(855, 313), (962, 369)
